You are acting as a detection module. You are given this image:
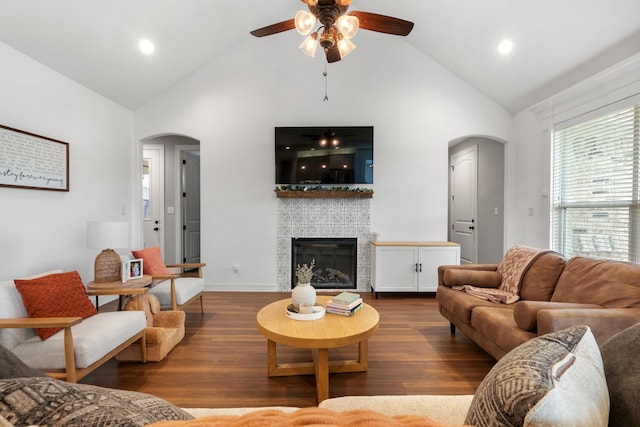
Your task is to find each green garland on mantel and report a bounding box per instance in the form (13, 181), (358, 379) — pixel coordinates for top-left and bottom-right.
(275, 185), (373, 193)
(275, 185), (374, 198)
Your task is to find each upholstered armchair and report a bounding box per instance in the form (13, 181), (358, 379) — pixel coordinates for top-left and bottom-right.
(116, 294), (185, 362)
(129, 247), (206, 312)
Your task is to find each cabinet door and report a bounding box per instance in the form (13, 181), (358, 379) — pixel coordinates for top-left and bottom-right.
(372, 246), (419, 292)
(417, 246), (460, 292)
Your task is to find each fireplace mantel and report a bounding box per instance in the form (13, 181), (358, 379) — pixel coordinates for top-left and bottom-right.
(276, 190), (373, 199)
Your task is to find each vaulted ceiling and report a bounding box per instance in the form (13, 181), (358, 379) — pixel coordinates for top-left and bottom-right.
(0, 0), (638, 112)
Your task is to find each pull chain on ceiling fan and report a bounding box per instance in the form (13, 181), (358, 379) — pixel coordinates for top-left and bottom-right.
(250, 0), (414, 63)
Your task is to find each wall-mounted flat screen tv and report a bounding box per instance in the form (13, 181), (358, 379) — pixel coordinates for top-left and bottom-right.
(275, 126), (373, 185)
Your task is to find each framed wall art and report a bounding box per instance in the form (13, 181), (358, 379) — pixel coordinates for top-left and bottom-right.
(0, 124), (69, 191)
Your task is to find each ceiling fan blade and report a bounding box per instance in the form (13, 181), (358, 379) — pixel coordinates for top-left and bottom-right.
(349, 11), (414, 36)
(250, 19), (296, 37)
(325, 45), (342, 63)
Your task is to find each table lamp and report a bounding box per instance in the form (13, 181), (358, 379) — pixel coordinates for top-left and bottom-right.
(87, 221), (129, 283)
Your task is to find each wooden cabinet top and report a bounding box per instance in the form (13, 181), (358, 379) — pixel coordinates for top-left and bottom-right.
(370, 241), (459, 247)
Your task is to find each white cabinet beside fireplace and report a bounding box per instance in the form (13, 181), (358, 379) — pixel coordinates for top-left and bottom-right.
(370, 242), (460, 294)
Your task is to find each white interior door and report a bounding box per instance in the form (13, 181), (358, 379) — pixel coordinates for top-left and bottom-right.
(450, 146), (477, 264)
(181, 150), (201, 264)
(142, 145), (165, 254)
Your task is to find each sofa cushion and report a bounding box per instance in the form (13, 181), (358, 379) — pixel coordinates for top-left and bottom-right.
(513, 301), (602, 332)
(465, 325), (608, 427)
(133, 246), (171, 275)
(436, 285), (499, 325)
(471, 306), (535, 354)
(600, 322), (640, 427)
(10, 311), (146, 369)
(13, 271), (98, 340)
(147, 407), (460, 427)
(0, 344), (46, 379)
(150, 277), (204, 308)
(0, 377), (193, 426)
(551, 257), (640, 307)
(519, 252), (566, 301)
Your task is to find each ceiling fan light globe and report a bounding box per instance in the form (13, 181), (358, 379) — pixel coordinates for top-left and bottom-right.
(299, 33), (319, 57)
(295, 10), (317, 35)
(336, 15), (359, 39)
(337, 36), (356, 58)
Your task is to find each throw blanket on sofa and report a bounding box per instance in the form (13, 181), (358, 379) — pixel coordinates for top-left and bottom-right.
(454, 246), (552, 304)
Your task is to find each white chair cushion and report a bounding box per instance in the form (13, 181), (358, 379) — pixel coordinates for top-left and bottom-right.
(11, 311), (146, 369)
(149, 277), (204, 308)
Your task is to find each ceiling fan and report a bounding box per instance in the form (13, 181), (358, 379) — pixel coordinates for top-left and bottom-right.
(250, 0), (414, 63)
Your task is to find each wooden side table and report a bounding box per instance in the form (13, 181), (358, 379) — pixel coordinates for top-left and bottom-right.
(87, 275), (152, 310)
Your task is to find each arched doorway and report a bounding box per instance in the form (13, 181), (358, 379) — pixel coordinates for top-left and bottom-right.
(141, 134), (201, 265)
(449, 136), (506, 264)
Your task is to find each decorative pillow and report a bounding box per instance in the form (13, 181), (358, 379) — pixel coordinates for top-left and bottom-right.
(0, 344), (46, 379)
(465, 325), (608, 427)
(13, 271), (98, 340)
(0, 377), (193, 426)
(600, 322), (640, 427)
(132, 246), (171, 275)
(147, 407), (457, 427)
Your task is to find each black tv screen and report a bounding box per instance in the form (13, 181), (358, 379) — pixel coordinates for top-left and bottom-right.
(275, 126), (373, 185)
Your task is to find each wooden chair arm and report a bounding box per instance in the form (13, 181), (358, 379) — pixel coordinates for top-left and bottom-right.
(0, 317), (82, 329)
(165, 263), (206, 278)
(0, 317), (81, 382)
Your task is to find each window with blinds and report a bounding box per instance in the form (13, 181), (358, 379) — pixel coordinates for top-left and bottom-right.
(551, 104), (640, 262)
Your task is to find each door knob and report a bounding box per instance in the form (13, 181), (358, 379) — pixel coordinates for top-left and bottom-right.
(153, 227), (159, 231)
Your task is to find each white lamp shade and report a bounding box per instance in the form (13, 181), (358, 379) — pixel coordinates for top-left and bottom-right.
(336, 15), (359, 39)
(337, 36), (356, 58)
(295, 10), (317, 35)
(87, 221), (129, 249)
(299, 33), (319, 57)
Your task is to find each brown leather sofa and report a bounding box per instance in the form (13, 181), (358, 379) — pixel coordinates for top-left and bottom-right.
(437, 253), (640, 359)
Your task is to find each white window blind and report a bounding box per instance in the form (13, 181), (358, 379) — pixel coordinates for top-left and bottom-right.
(551, 104), (640, 262)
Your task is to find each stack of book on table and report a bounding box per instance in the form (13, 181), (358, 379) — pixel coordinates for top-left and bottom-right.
(326, 292), (363, 317)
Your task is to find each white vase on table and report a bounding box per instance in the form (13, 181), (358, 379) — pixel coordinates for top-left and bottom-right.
(292, 282), (316, 310)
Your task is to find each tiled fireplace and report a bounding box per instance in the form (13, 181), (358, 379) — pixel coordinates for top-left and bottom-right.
(277, 198), (371, 292)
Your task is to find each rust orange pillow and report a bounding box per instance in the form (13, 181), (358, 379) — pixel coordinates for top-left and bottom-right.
(14, 271), (98, 340)
(132, 246), (170, 275)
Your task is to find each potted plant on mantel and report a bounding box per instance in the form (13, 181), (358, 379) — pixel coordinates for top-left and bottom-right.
(292, 259), (316, 310)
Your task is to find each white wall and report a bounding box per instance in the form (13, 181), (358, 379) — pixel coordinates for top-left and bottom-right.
(0, 42), (136, 282)
(135, 34), (513, 289)
(507, 54), (640, 252)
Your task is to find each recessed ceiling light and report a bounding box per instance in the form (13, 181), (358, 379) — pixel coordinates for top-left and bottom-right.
(497, 39), (513, 55)
(138, 39), (155, 55)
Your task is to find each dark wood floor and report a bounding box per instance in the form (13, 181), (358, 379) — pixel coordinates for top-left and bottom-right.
(82, 292), (495, 409)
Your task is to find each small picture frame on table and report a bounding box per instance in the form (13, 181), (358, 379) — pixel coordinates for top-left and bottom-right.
(122, 259), (143, 282)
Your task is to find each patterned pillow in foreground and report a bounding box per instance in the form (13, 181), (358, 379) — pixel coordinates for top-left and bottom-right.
(465, 325), (609, 427)
(0, 377), (194, 426)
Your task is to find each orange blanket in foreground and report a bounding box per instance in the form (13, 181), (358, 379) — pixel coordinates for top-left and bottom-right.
(148, 408), (469, 427)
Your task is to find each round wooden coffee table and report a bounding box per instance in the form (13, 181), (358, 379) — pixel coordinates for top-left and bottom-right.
(256, 295), (379, 402)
